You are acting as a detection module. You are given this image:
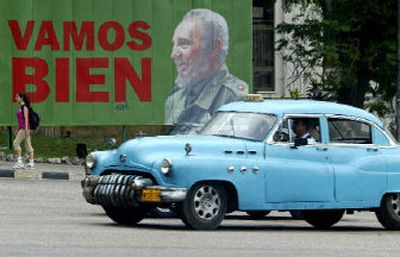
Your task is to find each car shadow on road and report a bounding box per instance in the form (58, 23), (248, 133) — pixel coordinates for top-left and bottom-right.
(88, 217), (388, 233)
(126, 223), (387, 232)
(224, 214), (294, 221)
(77, 212), (107, 217)
(215, 225), (387, 232)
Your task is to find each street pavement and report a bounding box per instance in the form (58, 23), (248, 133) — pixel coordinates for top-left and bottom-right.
(0, 160), (84, 181)
(0, 177), (399, 257)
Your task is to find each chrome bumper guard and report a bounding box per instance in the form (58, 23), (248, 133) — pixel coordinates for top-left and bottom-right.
(81, 174), (187, 207)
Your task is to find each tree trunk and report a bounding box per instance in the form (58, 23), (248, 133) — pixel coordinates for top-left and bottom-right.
(336, 64), (369, 108)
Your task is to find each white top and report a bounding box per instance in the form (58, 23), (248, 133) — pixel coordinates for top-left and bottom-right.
(302, 132), (316, 145)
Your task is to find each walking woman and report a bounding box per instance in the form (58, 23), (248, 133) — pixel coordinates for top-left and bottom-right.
(13, 92), (35, 169)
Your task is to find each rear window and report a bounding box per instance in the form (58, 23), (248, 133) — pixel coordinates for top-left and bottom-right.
(328, 118), (372, 144)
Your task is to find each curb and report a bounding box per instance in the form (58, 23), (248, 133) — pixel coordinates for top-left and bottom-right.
(42, 171), (69, 180)
(0, 169), (82, 181)
(0, 170), (14, 178)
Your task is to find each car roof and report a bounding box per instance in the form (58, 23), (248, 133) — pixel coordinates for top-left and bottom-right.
(219, 99), (384, 128)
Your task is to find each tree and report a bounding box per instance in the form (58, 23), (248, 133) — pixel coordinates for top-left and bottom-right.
(276, 0), (397, 113)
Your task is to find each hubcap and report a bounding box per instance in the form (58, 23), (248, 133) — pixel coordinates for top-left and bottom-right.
(390, 193), (400, 217)
(193, 185), (220, 220)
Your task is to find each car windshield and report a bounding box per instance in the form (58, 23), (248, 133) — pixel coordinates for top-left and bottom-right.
(199, 112), (277, 141)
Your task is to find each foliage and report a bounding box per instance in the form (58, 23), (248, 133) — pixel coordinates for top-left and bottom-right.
(289, 88), (301, 99)
(276, 0), (397, 116)
(364, 99), (392, 118)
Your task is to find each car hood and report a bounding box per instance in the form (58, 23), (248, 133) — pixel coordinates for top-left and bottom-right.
(98, 135), (247, 170)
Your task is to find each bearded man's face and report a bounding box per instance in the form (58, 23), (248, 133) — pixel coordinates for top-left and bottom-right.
(171, 20), (213, 87)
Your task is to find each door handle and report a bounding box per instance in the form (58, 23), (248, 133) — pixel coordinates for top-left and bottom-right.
(367, 147), (378, 152)
(316, 146), (328, 151)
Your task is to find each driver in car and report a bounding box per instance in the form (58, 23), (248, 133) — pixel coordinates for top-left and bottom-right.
(292, 119), (316, 145)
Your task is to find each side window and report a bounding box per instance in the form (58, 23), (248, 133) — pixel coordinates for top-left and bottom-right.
(273, 117), (321, 144)
(328, 118), (372, 144)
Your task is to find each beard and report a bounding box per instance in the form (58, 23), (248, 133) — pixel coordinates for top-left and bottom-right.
(175, 55), (212, 88)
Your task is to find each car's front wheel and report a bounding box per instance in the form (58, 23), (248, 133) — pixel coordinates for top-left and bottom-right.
(375, 193), (400, 230)
(180, 183), (227, 230)
(303, 209), (344, 229)
(103, 206), (147, 226)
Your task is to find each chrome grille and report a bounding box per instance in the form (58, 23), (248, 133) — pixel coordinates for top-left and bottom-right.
(92, 174), (152, 207)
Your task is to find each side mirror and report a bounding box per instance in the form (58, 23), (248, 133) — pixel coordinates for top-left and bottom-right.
(106, 138), (117, 149)
(294, 138), (308, 147)
(273, 131), (289, 142)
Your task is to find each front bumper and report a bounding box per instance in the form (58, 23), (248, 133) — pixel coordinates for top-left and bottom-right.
(81, 174), (187, 207)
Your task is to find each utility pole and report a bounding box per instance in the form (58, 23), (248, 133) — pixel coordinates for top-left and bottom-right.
(397, 0), (400, 139)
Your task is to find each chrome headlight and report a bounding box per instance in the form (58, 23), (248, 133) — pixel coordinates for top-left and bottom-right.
(160, 158), (173, 175)
(85, 153), (96, 170)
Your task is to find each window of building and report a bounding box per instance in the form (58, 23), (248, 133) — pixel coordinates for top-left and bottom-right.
(253, 0), (274, 92)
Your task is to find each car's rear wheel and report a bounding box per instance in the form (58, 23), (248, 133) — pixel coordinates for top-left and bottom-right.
(103, 206), (147, 226)
(303, 209), (344, 229)
(180, 183), (227, 230)
(375, 193), (400, 230)
(246, 211), (271, 219)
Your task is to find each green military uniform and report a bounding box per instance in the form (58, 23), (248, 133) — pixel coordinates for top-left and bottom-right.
(165, 64), (248, 133)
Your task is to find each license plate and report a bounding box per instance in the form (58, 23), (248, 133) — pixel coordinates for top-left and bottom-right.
(141, 189), (161, 202)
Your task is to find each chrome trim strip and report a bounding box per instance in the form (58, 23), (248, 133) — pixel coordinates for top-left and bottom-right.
(159, 188), (187, 202)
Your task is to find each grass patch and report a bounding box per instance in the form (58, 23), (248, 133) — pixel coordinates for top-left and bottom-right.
(0, 131), (106, 159)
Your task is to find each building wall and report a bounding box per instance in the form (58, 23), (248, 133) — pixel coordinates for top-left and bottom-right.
(257, 0), (316, 99)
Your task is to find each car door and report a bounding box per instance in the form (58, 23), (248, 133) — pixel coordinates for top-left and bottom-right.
(374, 127), (400, 192)
(326, 116), (386, 202)
(264, 115), (335, 203)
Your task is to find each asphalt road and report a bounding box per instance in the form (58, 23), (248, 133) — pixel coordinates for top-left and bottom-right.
(0, 179), (398, 257)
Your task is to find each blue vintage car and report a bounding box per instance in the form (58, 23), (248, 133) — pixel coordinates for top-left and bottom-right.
(82, 96), (400, 230)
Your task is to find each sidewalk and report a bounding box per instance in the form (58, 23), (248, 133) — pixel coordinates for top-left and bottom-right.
(0, 160), (84, 181)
